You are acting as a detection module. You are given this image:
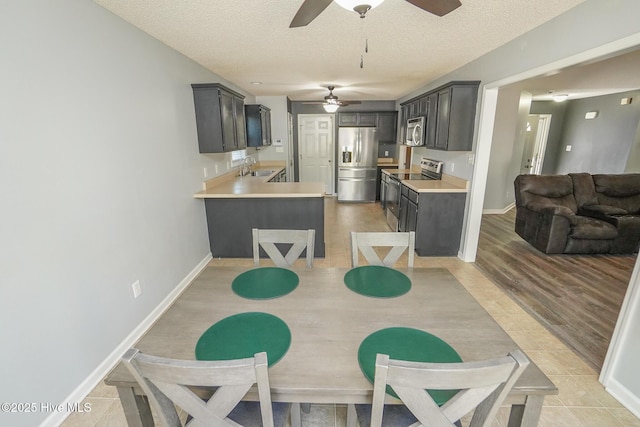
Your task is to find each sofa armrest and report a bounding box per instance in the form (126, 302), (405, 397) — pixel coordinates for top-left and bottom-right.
(580, 204), (629, 217)
(515, 205), (572, 253)
(526, 202), (575, 218)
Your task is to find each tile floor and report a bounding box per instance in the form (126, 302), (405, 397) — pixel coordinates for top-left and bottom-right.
(62, 197), (640, 427)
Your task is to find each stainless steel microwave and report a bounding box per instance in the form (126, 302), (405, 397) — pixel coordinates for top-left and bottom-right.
(406, 116), (425, 146)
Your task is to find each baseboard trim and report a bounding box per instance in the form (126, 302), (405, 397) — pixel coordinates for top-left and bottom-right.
(605, 377), (640, 419)
(483, 202), (515, 215)
(41, 253), (213, 427)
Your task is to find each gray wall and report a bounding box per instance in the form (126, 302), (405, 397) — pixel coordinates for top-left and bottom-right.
(553, 90), (640, 173)
(530, 101), (568, 174)
(0, 1), (249, 426)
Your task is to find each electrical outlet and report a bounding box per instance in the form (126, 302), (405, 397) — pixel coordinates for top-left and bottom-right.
(132, 280), (142, 299)
(384, 150), (389, 157)
(467, 153), (475, 165)
(566, 145), (572, 152)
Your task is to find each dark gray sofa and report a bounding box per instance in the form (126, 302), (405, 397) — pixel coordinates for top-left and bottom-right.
(514, 173), (640, 254)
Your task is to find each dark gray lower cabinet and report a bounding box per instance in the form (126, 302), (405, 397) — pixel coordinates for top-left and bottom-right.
(399, 184), (466, 256)
(204, 197), (325, 257)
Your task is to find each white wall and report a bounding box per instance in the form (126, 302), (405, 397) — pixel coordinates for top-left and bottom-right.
(0, 1), (249, 426)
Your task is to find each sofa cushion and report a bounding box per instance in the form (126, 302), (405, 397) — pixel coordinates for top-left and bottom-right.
(570, 173), (599, 208)
(569, 215), (618, 240)
(515, 175), (578, 213)
(592, 174), (640, 214)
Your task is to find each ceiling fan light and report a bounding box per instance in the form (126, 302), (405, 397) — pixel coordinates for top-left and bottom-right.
(335, 0), (384, 13)
(552, 94), (569, 102)
(323, 103), (340, 113)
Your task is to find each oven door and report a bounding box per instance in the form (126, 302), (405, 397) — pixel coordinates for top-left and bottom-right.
(385, 176), (401, 230)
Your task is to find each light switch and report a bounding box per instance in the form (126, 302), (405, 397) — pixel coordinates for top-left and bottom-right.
(566, 145), (572, 152)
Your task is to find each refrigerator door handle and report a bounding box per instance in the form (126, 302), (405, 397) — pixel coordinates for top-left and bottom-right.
(355, 130), (361, 164)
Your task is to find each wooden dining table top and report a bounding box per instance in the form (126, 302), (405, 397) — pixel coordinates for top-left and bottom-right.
(105, 266), (557, 404)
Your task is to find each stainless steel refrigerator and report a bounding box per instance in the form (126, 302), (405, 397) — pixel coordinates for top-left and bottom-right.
(337, 127), (378, 202)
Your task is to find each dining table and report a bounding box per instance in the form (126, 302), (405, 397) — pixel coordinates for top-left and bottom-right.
(105, 266), (557, 427)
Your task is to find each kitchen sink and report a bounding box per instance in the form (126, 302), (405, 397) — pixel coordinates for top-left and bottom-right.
(250, 169), (275, 177)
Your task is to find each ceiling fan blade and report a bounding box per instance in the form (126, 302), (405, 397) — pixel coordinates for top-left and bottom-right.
(301, 101), (325, 104)
(405, 0), (461, 16)
(290, 0), (334, 28)
(339, 101), (362, 105)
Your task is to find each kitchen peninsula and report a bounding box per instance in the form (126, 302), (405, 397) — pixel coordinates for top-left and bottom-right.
(194, 165), (325, 257)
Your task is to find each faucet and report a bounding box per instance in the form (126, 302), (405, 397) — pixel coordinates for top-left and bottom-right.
(240, 156), (254, 176)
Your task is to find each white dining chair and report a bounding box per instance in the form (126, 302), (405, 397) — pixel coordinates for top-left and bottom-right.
(350, 231), (415, 267)
(356, 350), (529, 427)
(252, 228), (315, 268)
(121, 349), (291, 427)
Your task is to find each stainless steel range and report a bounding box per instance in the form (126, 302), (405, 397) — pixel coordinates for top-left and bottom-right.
(385, 157), (443, 231)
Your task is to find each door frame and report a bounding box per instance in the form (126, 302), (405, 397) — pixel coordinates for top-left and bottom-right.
(530, 114), (551, 175)
(297, 114), (335, 194)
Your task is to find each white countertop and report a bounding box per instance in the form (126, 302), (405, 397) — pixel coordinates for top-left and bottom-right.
(381, 168), (469, 193)
(194, 166), (325, 199)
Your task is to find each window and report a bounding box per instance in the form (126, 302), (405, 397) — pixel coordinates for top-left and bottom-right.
(231, 149), (247, 166)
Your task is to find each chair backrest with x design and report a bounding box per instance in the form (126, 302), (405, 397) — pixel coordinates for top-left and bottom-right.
(121, 349), (277, 427)
(252, 228), (315, 268)
(351, 231), (415, 268)
(369, 350), (529, 427)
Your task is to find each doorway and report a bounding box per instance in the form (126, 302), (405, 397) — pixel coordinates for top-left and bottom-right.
(297, 114), (334, 194)
(520, 114), (551, 175)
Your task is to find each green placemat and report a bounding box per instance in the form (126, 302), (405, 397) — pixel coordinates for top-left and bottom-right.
(357, 327), (462, 404)
(344, 266), (411, 298)
(195, 312), (291, 366)
(232, 267), (299, 299)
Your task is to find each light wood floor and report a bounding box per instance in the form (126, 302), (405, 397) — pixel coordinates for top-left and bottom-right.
(474, 209), (636, 371)
(62, 197), (640, 427)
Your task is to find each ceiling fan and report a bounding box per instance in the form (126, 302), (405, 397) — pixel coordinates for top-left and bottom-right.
(290, 0), (461, 28)
(303, 86), (361, 112)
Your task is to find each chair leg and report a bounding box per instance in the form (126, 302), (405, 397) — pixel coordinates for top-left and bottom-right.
(346, 403), (357, 427)
(290, 402), (302, 427)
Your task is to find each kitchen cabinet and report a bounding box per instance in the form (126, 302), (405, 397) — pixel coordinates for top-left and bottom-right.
(433, 82), (479, 151)
(425, 93), (438, 148)
(398, 105), (409, 144)
(191, 83), (247, 153)
(337, 112), (377, 127)
(245, 104), (272, 147)
(398, 184), (418, 233)
(375, 112), (397, 144)
(401, 81), (479, 151)
(394, 183), (466, 256)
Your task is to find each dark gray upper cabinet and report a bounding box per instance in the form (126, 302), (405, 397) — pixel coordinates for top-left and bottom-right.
(376, 112), (397, 144)
(245, 104), (272, 147)
(401, 81), (479, 151)
(425, 93), (438, 148)
(433, 82), (479, 151)
(338, 111), (398, 143)
(191, 83), (247, 153)
(337, 112), (377, 127)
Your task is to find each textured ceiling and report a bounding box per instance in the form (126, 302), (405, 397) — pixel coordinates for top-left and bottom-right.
(94, 0), (586, 102)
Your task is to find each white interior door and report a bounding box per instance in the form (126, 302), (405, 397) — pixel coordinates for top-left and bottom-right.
(520, 114), (551, 175)
(298, 114), (334, 194)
